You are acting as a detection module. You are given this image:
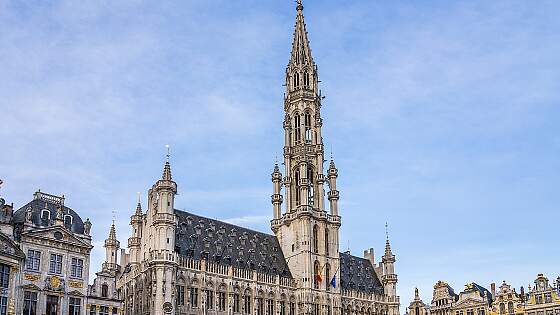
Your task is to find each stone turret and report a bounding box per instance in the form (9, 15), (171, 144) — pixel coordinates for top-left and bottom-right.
(103, 221), (120, 273)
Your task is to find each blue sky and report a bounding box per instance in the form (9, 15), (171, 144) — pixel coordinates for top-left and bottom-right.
(1, 0), (559, 311)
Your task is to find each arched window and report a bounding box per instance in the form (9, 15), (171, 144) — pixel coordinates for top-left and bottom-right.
(102, 284), (109, 298)
(312, 225), (319, 253)
(294, 114), (301, 142)
(499, 303), (505, 314)
(304, 112), (312, 143)
(313, 260), (320, 289)
(295, 169), (301, 206)
(325, 263), (331, 291)
(41, 209), (51, 222)
(64, 215), (73, 227)
(293, 72), (300, 88)
(324, 229), (329, 256)
(304, 71), (310, 88)
(507, 302), (513, 314)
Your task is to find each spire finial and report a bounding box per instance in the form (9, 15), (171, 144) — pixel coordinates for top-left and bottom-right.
(165, 144), (171, 162)
(112, 210), (116, 225)
(162, 145), (173, 180)
(385, 222), (389, 240)
(137, 192), (141, 204)
(296, 0), (303, 11)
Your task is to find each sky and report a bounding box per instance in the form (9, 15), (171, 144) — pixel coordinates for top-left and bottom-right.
(1, 0), (559, 312)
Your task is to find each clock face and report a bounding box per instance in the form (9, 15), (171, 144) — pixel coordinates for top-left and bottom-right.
(54, 231), (63, 240)
(163, 302), (173, 314)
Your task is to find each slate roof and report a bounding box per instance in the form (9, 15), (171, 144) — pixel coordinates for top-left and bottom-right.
(174, 209), (292, 278)
(465, 283), (493, 305)
(13, 195), (85, 235)
(340, 252), (384, 294)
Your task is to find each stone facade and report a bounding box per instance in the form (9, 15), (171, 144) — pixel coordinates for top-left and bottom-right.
(115, 2), (400, 315)
(407, 275), (560, 315)
(523, 274), (560, 315)
(0, 185), (124, 315)
(0, 190), (94, 315)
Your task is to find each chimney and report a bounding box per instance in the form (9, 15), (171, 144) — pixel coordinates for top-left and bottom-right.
(491, 283), (496, 299)
(364, 248), (375, 266)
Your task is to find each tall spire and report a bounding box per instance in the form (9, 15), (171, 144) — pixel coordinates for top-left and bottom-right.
(384, 222), (395, 258)
(108, 221), (117, 241)
(289, 0), (314, 68)
(162, 145), (172, 181)
(135, 192), (143, 216)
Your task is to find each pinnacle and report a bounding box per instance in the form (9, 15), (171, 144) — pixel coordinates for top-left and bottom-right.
(162, 161), (172, 181)
(108, 222), (117, 241)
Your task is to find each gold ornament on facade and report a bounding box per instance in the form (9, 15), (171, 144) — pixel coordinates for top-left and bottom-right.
(69, 280), (84, 288)
(50, 276), (61, 289)
(24, 273), (40, 281)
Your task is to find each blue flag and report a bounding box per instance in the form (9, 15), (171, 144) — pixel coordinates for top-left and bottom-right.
(330, 275), (336, 288)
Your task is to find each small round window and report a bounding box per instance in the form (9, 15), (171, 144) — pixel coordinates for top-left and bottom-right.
(54, 231), (63, 240)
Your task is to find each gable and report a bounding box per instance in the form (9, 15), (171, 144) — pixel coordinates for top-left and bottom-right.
(0, 231), (25, 261)
(21, 226), (92, 250)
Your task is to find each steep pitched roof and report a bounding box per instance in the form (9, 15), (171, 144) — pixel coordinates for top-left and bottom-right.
(174, 209), (292, 278)
(340, 252), (384, 294)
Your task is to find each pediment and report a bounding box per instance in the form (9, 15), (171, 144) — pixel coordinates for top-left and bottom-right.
(68, 290), (84, 296)
(21, 226), (92, 249)
(0, 231), (25, 260)
(22, 283), (41, 291)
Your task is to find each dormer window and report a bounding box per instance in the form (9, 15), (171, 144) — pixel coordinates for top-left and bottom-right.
(64, 215), (73, 226)
(41, 210), (51, 222)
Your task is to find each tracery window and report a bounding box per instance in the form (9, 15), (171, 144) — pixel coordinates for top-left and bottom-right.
(294, 114), (301, 142)
(177, 285), (185, 306)
(313, 260), (320, 289)
(304, 112), (312, 143)
(190, 287), (199, 307)
(325, 263), (331, 291)
(205, 290), (214, 310)
(313, 225), (319, 253)
(325, 229), (329, 256)
(218, 291), (226, 311)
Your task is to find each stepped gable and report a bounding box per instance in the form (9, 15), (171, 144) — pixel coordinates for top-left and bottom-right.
(340, 251), (384, 294)
(174, 209), (292, 278)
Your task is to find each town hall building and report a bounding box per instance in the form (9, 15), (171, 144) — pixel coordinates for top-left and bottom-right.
(115, 2), (400, 315)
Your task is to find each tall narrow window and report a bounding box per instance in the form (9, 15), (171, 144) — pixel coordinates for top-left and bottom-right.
(294, 114), (301, 142)
(313, 225), (319, 253)
(266, 299), (274, 315)
(26, 250), (41, 271)
(325, 263), (331, 291)
(218, 291), (226, 311)
(205, 290), (214, 310)
(234, 294), (241, 313)
(69, 297), (81, 315)
(49, 254), (63, 274)
(64, 215), (73, 227)
(41, 209), (50, 222)
(324, 229), (329, 256)
(23, 291), (38, 315)
(295, 170), (301, 206)
(289, 302), (296, 315)
(304, 71), (310, 88)
(280, 301), (286, 315)
(177, 286), (185, 306)
(257, 298), (264, 315)
(0, 296), (6, 315)
(307, 165), (314, 205)
(90, 305), (97, 315)
(243, 294), (251, 314)
(102, 284), (109, 298)
(304, 112), (312, 143)
(190, 287), (199, 308)
(313, 260), (320, 289)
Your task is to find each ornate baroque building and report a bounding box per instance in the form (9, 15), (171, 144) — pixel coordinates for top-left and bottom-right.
(116, 2), (400, 315)
(0, 185), (123, 315)
(407, 275), (560, 315)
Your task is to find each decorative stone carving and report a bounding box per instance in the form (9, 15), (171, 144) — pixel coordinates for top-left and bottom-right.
(44, 276), (66, 292)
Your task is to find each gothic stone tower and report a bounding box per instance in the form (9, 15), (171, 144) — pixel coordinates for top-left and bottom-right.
(271, 1), (342, 313)
(145, 159), (178, 315)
